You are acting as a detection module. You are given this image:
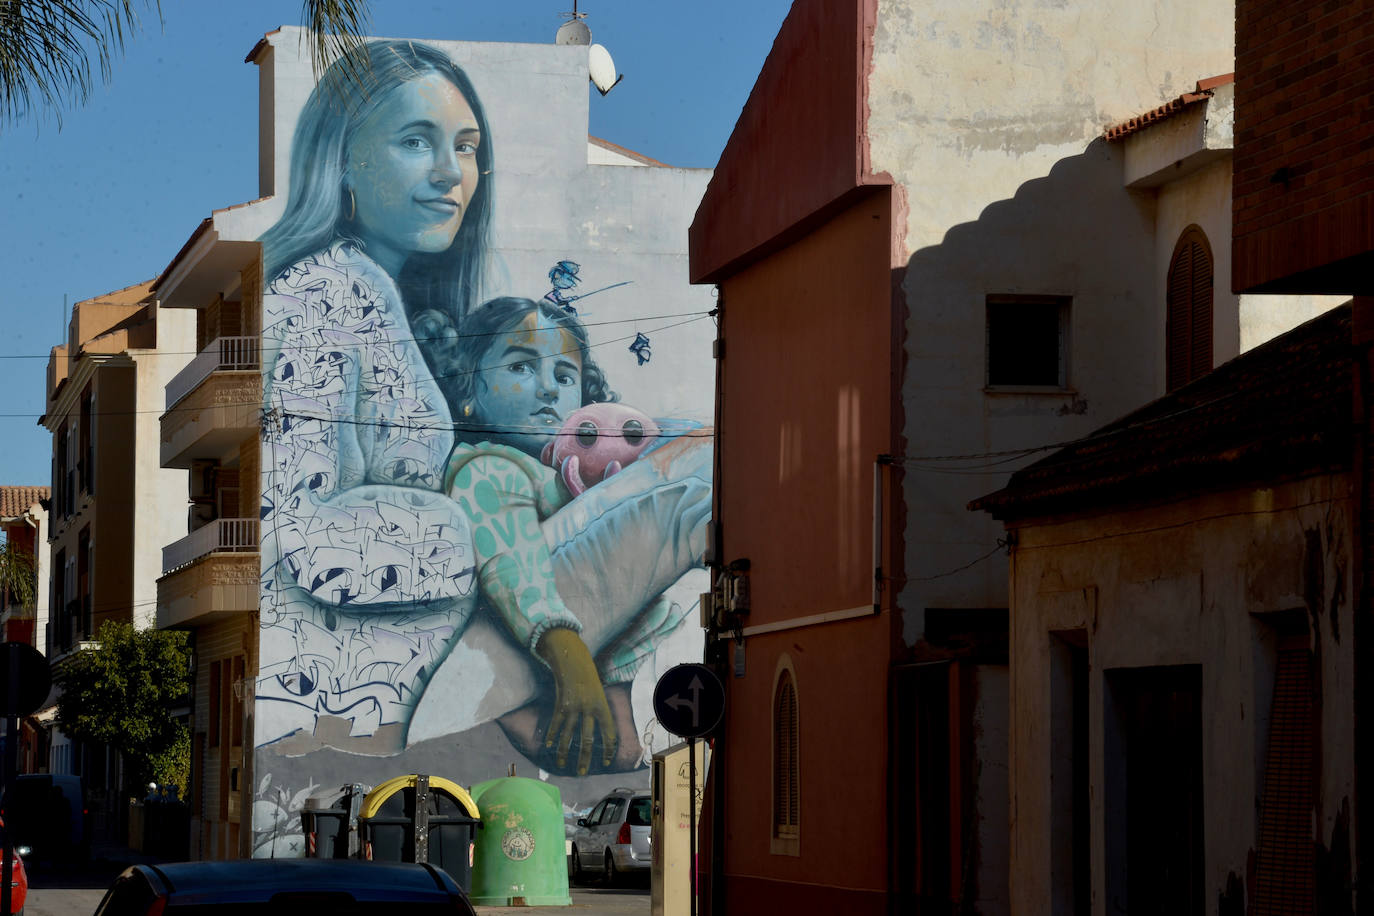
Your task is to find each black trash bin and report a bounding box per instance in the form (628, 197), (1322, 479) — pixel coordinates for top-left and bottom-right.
(300, 784), (369, 859)
(358, 774), (481, 892)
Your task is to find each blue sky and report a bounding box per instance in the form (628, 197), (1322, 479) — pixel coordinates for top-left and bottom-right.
(0, 0), (791, 485)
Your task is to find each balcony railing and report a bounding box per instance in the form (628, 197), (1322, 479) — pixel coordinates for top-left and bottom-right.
(165, 336), (260, 410)
(162, 518), (259, 575)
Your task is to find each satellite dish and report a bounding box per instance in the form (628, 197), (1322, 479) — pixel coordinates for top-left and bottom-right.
(556, 19), (591, 45)
(589, 43), (623, 95)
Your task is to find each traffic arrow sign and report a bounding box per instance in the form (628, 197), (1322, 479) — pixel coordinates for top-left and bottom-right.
(653, 664), (724, 739)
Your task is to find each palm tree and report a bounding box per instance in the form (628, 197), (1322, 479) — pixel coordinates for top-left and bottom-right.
(0, 537), (36, 613)
(0, 0), (371, 130)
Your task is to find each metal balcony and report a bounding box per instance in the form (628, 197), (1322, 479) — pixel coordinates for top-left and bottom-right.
(162, 518), (259, 575)
(165, 336), (260, 410)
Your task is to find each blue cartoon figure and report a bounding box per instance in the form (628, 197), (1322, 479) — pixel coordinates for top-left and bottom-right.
(542, 260), (632, 316)
(543, 260), (582, 314)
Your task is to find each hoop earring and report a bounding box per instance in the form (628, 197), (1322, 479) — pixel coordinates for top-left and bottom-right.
(344, 188), (356, 221)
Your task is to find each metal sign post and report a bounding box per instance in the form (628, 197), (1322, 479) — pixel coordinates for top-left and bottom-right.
(687, 736), (696, 916)
(652, 664), (723, 916)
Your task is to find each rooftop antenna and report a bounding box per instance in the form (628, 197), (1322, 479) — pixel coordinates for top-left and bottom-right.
(554, 2), (624, 95)
(555, 1), (591, 46)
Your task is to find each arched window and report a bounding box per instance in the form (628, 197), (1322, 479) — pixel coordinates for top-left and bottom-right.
(1166, 226), (1214, 391)
(772, 662), (800, 847)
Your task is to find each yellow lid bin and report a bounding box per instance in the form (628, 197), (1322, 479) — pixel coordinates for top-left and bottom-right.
(469, 777), (572, 907)
(358, 775), (481, 893)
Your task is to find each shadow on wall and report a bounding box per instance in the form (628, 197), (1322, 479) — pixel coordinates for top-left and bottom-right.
(898, 139), (1159, 609)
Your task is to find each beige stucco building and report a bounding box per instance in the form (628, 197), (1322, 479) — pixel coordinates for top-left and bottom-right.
(40, 280), (194, 834)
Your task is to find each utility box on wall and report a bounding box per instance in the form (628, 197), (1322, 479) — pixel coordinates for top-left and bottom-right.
(651, 741), (710, 916)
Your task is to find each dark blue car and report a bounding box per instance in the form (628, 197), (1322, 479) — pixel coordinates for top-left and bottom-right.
(92, 859), (477, 915)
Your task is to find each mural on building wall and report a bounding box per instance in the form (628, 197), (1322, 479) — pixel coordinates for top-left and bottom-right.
(254, 39), (711, 853)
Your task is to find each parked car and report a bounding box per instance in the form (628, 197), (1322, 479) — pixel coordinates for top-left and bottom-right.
(0, 817), (30, 916)
(569, 788), (651, 885)
(91, 859), (477, 915)
(0, 773), (87, 863)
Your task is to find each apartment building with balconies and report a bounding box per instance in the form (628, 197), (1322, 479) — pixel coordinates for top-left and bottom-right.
(40, 279), (194, 834)
(153, 25), (717, 861)
(153, 209), (264, 861)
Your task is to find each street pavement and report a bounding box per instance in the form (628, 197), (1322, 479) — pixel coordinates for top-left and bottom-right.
(22, 848), (650, 915)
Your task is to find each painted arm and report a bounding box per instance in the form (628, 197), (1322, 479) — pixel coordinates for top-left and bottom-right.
(445, 444), (616, 774)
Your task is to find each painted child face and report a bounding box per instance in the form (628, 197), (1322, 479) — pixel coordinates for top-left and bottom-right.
(471, 317), (584, 455)
(345, 71), (481, 276)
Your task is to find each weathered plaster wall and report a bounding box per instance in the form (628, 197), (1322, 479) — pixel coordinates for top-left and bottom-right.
(868, 0), (1236, 639)
(899, 138), (1158, 624)
(868, 0), (1234, 259)
(1006, 474), (1355, 914)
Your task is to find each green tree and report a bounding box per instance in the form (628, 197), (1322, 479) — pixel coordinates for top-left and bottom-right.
(0, 0), (370, 130)
(53, 620), (192, 791)
(0, 538), (37, 611)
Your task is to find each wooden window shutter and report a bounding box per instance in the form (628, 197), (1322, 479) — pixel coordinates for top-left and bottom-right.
(1166, 226), (1214, 392)
(1251, 637), (1316, 914)
(774, 670), (799, 837)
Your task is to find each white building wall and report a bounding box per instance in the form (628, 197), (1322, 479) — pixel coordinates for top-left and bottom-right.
(129, 306), (196, 631)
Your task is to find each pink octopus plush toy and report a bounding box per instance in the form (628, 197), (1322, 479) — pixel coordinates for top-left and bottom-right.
(541, 403), (661, 496)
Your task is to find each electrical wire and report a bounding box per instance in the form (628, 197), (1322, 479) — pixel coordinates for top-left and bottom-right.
(0, 308), (716, 360)
(908, 540), (1009, 582)
(0, 313), (716, 421)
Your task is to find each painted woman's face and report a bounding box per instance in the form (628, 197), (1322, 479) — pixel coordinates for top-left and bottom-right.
(345, 71), (481, 276)
(470, 317), (583, 455)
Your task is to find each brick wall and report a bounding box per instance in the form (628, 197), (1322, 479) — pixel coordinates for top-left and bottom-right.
(1233, 0), (1374, 293)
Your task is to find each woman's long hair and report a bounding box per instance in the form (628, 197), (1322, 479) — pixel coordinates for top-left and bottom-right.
(445, 296), (616, 442)
(259, 40), (494, 370)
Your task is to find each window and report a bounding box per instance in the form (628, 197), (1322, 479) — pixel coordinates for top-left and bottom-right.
(1251, 634), (1316, 913)
(209, 660), (222, 749)
(986, 295), (1070, 388)
(79, 385), (93, 495)
(77, 527), (91, 639)
(54, 427), (68, 519)
(65, 420), (77, 516)
(627, 797), (651, 827)
(601, 799), (626, 825)
(772, 661), (800, 851)
(1166, 226), (1214, 391)
(585, 800), (607, 825)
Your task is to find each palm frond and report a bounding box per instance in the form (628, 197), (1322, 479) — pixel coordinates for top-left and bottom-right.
(302, 0), (372, 99)
(0, 0), (161, 131)
(0, 539), (37, 611)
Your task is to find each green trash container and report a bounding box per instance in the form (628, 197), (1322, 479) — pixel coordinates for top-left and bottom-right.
(470, 777), (572, 907)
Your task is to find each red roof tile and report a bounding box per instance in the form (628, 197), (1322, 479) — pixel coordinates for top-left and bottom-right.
(0, 486), (49, 520)
(589, 135), (670, 167)
(1103, 73), (1235, 142)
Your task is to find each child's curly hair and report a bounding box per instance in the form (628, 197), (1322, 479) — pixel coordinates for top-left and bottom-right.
(416, 296), (616, 425)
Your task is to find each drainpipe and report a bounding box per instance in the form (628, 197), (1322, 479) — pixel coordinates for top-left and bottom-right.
(874, 456), (891, 613)
(708, 286), (727, 916)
